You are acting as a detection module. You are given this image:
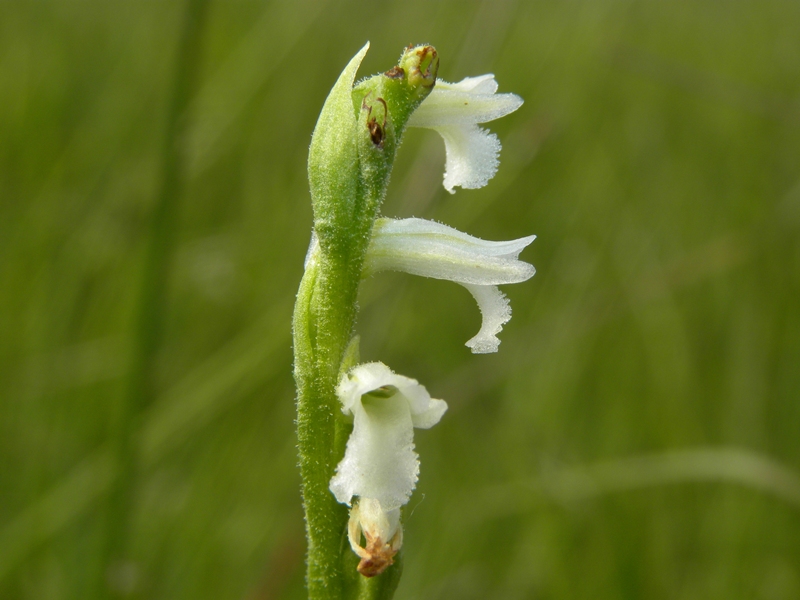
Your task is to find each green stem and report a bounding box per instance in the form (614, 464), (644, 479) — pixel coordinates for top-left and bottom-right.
(356, 554), (403, 600)
(293, 250), (365, 599)
(294, 44), (439, 600)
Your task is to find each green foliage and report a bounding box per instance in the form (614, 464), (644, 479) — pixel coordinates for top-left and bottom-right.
(1, 1), (799, 599)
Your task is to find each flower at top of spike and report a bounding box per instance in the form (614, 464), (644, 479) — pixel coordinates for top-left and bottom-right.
(407, 74), (523, 193)
(366, 218), (535, 353)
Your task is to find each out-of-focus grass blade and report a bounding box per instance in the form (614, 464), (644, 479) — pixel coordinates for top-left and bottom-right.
(546, 448), (800, 507)
(470, 447), (800, 521)
(0, 453), (115, 581)
(0, 301), (291, 582)
(186, 0), (330, 176)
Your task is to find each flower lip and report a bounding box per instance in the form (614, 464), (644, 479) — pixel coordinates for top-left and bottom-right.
(330, 362), (448, 510)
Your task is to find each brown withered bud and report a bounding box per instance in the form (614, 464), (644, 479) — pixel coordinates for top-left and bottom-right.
(356, 537), (398, 578)
(347, 499), (403, 577)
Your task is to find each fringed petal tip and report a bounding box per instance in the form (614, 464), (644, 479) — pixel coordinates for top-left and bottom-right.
(436, 124), (501, 193)
(464, 284), (511, 354)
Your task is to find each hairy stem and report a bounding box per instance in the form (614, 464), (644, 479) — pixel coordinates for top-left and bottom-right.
(294, 43), (438, 599)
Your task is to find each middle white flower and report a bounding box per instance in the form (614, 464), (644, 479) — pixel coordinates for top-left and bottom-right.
(365, 217), (536, 353)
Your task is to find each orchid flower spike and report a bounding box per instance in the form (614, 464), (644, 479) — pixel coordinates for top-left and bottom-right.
(366, 218), (535, 353)
(329, 362), (447, 576)
(407, 74), (523, 193)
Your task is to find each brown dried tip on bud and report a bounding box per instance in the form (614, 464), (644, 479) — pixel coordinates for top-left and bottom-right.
(347, 499), (403, 578)
(384, 66), (405, 80)
(400, 45), (439, 89)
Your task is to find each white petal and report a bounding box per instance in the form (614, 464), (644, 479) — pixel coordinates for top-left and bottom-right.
(371, 217), (535, 258)
(410, 397), (448, 429)
(336, 362), (413, 415)
(367, 218), (536, 286)
(408, 79), (522, 127)
(463, 284), (512, 354)
(330, 363), (448, 509)
(329, 390), (418, 510)
(349, 498), (401, 551)
(435, 124), (500, 193)
(438, 74), (499, 94)
(407, 73), (522, 193)
(366, 219), (535, 353)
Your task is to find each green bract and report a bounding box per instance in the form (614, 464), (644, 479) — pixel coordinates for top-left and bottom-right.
(308, 43), (438, 253)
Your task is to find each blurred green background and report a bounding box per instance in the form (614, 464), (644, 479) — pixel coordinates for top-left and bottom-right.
(2, 0), (800, 598)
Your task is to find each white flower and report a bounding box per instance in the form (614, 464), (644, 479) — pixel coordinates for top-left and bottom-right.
(329, 362), (447, 576)
(366, 218), (535, 353)
(407, 74), (523, 193)
(330, 362), (447, 509)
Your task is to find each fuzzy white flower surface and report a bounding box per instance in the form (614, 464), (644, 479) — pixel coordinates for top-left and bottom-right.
(407, 74), (523, 193)
(366, 218), (535, 353)
(329, 362), (447, 510)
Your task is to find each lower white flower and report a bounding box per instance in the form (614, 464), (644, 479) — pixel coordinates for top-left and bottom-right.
(366, 217), (536, 353)
(407, 74), (523, 193)
(330, 362), (447, 576)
